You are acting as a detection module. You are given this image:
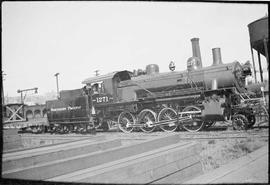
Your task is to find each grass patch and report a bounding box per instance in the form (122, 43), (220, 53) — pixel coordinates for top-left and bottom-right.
(200, 138), (268, 172)
(237, 139), (263, 153)
(208, 140), (216, 144)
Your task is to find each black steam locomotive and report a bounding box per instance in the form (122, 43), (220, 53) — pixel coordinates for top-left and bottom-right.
(41, 38), (259, 134)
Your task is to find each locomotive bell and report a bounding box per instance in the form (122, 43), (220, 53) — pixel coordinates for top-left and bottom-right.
(187, 57), (201, 71)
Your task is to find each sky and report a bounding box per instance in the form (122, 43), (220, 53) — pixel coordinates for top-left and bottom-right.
(2, 1), (268, 97)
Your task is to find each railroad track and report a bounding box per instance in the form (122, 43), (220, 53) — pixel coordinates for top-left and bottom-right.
(177, 134), (269, 140)
(7, 126), (268, 153)
(4, 128), (268, 156)
(18, 133), (97, 138)
(175, 128), (269, 140)
(18, 126), (268, 137)
(4, 134), (104, 154)
(99, 128), (269, 143)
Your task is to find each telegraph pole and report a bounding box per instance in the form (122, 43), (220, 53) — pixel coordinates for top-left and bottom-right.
(2, 71), (6, 105)
(54, 73), (60, 99)
(94, 70), (99, 76)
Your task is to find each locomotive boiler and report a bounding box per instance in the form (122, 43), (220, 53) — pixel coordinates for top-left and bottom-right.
(42, 37), (256, 134)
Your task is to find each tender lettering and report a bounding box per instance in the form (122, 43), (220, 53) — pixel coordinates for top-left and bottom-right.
(51, 106), (81, 112)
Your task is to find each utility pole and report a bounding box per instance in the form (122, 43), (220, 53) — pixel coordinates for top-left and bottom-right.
(2, 71), (6, 105)
(54, 73), (60, 99)
(94, 70), (99, 76)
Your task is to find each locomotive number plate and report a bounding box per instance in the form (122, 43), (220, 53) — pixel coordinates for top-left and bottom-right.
(96, 96), (109, 103)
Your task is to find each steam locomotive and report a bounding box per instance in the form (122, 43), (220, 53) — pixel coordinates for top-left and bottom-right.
(39, 37), (259, 134)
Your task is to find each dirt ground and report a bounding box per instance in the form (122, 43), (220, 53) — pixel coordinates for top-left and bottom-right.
(199, 137), (269, 172)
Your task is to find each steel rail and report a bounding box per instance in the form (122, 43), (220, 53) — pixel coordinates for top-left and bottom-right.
(178, 135), (269, 140)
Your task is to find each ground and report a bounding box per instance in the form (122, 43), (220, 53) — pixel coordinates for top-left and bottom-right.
(4, 127), (269, 175)
(199, 136), (268, 172)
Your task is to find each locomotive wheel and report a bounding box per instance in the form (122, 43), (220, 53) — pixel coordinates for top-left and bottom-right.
(180, 106), (204, 132)
(138, 109), (157, 133)
(232, 114), (248, 130)
(158, 107), (178, 132)
(118, 111), (135, 133)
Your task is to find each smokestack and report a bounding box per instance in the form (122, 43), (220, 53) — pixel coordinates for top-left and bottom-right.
(212, 48), (223, 66)
(191, 38), (202, 68)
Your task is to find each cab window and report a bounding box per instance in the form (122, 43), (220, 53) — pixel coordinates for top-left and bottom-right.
(92, 82), (104, 94)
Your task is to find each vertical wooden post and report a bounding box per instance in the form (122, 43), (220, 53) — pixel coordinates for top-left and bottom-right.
(257, 51), (263, 82)
(250, 44), (257, 83)
(263, 38), (269, 70)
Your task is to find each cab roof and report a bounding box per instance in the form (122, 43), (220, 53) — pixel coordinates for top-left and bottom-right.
(82, 70), (132, 84)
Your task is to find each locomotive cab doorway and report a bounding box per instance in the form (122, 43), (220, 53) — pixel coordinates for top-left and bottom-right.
(112, 71), (132, 101)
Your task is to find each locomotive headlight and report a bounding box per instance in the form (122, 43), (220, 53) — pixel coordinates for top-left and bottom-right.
(169, 61), (175, 71)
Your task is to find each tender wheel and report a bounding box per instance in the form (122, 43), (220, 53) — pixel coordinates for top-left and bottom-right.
(118, 111), (135, 133)
(138, 109), (157, 133)
(232, 114), (248, 130)
(158, 107), (178, 132)
(180, 106), (204, 132)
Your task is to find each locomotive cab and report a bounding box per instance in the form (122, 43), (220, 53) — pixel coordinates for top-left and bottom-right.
(82, 70), (132, 104)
